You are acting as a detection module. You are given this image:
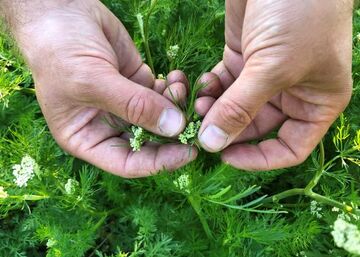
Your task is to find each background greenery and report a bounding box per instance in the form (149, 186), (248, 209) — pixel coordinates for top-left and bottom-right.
(0, 0), (359, 256)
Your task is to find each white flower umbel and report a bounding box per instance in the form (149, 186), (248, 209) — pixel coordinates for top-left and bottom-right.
(46, 238), (57, 248)
(357, 33), (360, 43)
(167, 45), (180, 60)
(0, 186), (8, 199)
(157, 74), (165, 80)
(64, 179), (79, 195)
(338, 212), (352, 222)
(173, 173), (191, 193)
(310, 200), (323, 219)
(332, 207), (340, 212)
(129, 126), (145, 152)
(331, 218), (360, 255)
(12, 155), (38, 187)
(295, 251), (307, 257)
(178, 121), (201, 145)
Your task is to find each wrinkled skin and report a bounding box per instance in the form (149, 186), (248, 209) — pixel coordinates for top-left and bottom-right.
(6, 0), (354, 175)
(11, 0), (196, 178)
(196, 0), (353, 170)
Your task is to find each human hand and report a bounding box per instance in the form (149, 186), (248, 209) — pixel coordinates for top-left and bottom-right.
(8, 0), (196, 177)
(196, 0), (353, 170)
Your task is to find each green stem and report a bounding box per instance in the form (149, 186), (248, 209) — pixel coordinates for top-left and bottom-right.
(9, 194), (49, 201)
(188, 195), (214, 240)
(309, 192), (357, 214)
(20, 87), (36, 94)
(143, 0), (157, 74)
(88, 234), (110, 257)
(262, 188), (305, 204)
(92, 215), (107, 231)
(304, 140), (325, 193)
(262, 140), (360, 215)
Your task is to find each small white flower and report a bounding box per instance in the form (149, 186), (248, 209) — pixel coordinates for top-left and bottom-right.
(332, 207), (340, 212)
(338, 212), (351, 222)
(129, 126), (145, 152)
(310, 200), (322, 219)
(337, 210), (360, 223)
(167, 45), (180, 60)
(12, 155), (38, 187)
(0, 186), (8, 199)
(295, 251), (307, 257)
(157, 74), (165, 80)
(178, 121), (201, 145)
(173, 173), (191, 193)
(331, 218), (360, 255)
(64, 179), (79, 195)
(46, 238), (57, 248)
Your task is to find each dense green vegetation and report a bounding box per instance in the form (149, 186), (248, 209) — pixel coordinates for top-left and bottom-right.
(0, 1), (359, 256)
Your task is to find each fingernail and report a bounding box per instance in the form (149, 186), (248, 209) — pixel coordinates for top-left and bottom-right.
(199, 125), (228, 152)
(158, 108), (185, 137)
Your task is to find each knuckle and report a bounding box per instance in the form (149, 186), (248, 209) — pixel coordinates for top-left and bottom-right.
(278, 137), (308, 167)
(293, 150), (308, 166)
(58, 130), (88, 158)
(217, 98), (252, 130)
(125, 91), (148, 125)
(249, 52), (300, 87)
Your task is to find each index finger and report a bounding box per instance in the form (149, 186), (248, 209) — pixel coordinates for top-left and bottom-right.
(221, 119), (330, 170)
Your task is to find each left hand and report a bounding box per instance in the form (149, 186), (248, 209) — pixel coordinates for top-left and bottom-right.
(9, 0), (195, 178)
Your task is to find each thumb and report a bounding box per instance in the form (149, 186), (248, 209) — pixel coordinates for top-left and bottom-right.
(198, 65), (284, 152)
(85, 66), (186, 137)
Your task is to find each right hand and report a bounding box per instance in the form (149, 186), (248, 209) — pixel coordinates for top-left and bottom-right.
(12, 0), (196, 178)
(195, 0), (353, 170)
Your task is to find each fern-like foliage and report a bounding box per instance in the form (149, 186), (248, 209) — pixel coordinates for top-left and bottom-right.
(0, 1), (359, 257)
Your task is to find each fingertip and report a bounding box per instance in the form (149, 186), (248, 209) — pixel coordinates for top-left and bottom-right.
(163, 82), (187, 104)
(211, 61), (235, 90)
(158, 107), (186, 137)
(198, 124), (229, 153)
(195, 96), (216, 116)
(153, 79), (167, 94)
(166, 70), (189, 91)
(220, 146), (237, 165)
(128, 63), (155, 88)
(179, 144), (199, 166)
(198, 72), (222, 97)
(188, 145), (199, 162)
